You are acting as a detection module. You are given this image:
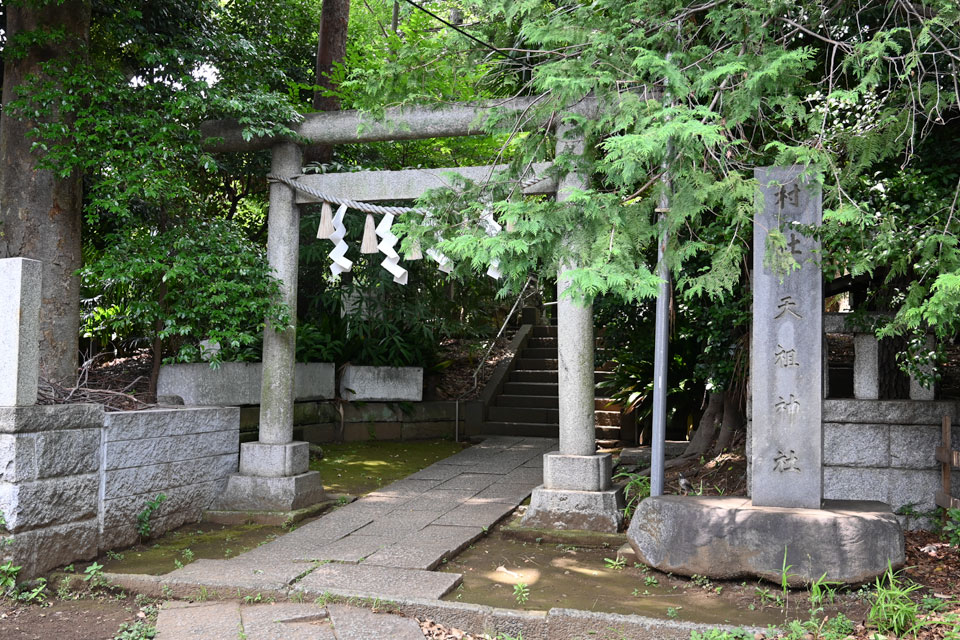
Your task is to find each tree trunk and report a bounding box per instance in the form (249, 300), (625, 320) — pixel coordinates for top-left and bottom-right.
(684, 391), (723, 458)
(305, 0), (350, 165)
(0, 1), (90, 385)
(712, 389), (743, 455)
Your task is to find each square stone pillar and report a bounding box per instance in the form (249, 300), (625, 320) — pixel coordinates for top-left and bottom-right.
(215, 143), (323, 513)
(0, 258), (42, 406)
(522, 122), (622, 533)
(853, 333), (879, 400)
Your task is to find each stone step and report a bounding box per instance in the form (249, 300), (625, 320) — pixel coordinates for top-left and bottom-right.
(509, 370), (614, 384)
(528, 336), (557, 348)
(595, 425), (621, 439)
(532, 325), (558, 337)
(481, 421), (559, 438)
(502, 381), (558, 396)
(595, 410), (621, 426)
(520, 347), (557, 359)
(515, 357), (558, 370)
(496, 394), (558, 408)
(488, 406), (558, 424)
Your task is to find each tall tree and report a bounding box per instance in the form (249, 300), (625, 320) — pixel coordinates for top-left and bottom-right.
(0, 0), (91, 385)
(307, 0), (350, 165)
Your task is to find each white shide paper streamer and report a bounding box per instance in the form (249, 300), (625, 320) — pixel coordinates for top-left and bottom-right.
(375, 213), (408, 285)
(480, 208), (502, 280)
(328, 203), (353, 277)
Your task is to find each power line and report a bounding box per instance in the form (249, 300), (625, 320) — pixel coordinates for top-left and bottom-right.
(398, 0), (537, 70)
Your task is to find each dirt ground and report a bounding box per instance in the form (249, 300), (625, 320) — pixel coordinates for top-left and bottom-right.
(0, 590), (154, 640)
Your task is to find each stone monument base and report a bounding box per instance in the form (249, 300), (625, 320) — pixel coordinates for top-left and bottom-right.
(214, 471), (325, 513)
(627, 496), (904, 585)
(521, 486), (623, 532)
(520, 452), (624, 533)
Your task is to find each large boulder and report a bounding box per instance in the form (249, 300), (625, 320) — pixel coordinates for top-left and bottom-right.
(627, 496), (904, 585)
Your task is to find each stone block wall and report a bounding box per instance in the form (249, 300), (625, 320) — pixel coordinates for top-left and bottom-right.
(0, 405), (239, 578)
(100, 407), (239, 549)
(822, 399), (959, 529)
(0, 405), (103, 579)
(240, 400), (461, 444)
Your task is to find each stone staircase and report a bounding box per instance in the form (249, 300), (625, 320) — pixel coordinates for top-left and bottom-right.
(481, 325), (629, 445)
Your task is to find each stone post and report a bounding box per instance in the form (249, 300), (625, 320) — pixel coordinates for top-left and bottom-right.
(853, 333), (880, 400)
(520, 126), (622, 532)
(0, 258), (42, 406)
(751, 166), (823, 510)
(215, 142), (324, 513)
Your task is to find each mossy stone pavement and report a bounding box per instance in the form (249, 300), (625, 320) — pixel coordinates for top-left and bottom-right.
(150, 436), (558, 638)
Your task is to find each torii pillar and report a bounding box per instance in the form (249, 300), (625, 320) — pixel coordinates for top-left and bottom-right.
(216, 142), (325, 512)
(520, 125), (623, 532)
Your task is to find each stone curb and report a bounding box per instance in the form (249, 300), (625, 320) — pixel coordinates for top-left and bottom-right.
(105, 571), (762, 640)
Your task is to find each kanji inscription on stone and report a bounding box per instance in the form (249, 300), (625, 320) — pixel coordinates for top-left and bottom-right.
(751, 166), (823, 509)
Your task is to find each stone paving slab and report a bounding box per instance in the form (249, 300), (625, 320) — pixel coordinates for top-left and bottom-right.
(402, 524), (485, 553)
(240, 603), (336, 640)
(162, 558), (307, 592)
(404, 464), (464, 482)
(391, 488), (480, 514)
(433, 501), (517, 528)
(327, 604), (424, 640)
(156, 600), (241, 639)
(366, 477), (443, 499)
(350, 510), (439, 537)
(294, 562), (462, 600)
(363, 541), (454, 570)
(296, 534), (395, 563)
(435, 472), (500, 492)
(472, 482), (535, 504)
(501, 466), (546, 484)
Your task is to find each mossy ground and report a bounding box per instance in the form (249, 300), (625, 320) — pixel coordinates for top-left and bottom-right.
(311, 438), (467, 495)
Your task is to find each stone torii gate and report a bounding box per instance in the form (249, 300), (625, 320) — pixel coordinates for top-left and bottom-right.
(204, 98), (625, 529)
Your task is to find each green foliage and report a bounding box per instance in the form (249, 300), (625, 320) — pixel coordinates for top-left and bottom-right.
(80, 218), (288, 364)
(808, 573), (840, 609)
(0, 561), (21, 599)
(868, 564), (923, 637)
(113, 621), (157, 640)
(613, 469), (651, 520)
(137, 494), (168, 540)
(513, 582), (530, 605)
(943, 508), (960, 547)
(82, 562), (109, 590)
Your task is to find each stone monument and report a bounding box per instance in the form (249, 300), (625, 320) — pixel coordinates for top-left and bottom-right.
(626, 166), (904, 584)
(750, 165), (822, 509)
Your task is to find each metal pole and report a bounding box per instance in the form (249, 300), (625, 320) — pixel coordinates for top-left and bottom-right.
(650, 201), (670, 497)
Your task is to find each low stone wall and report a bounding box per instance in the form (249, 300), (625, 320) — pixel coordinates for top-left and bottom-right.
(0, 405), (239, 578)
(823, 400), (959, 528)
(100, 407), (239, 549)
(240, 401), (460, 443)
(157, 362), (335, 406)
(340, 365), (423, 401)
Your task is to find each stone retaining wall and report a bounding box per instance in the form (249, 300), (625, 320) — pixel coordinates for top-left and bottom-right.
(1, 405), (239, 578)
(822, 399), (960, 528)
(100, 407), (239, 549)
(240, 400), (463, 443)
(747, 399), (960, 529)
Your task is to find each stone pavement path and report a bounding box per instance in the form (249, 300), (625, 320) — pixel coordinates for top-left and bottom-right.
(157, 600), (425, 639)
(153, 436), (557, 638)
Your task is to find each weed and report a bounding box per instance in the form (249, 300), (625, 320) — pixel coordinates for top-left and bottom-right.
(779, 547), (795, 605)
(632, 588), (641, 597)
(106, 550), (124, 561)
(613, 470), (651, 519)
(644, 576), (658, 587)
(336, 495), (350, 506)
(137, 494), (167, 540)
(604, 557), (626, 570)
(173, 559), (183, 570)
(944, 507), (960, 547)
(195, 586), (208, 602)
(691, 574), (713, 590)
(113, 620), (156, 640)
(182, 548), (195, 562)
(64, 564), (75, 573)
(513, 582), (530, 605)
(809, 572), (840, 608)
(868, 563), (923, 637)
(666, 606), (681, 619)
(291, 590), (304, 604)
(16, 578), (47, 604)
(1, 560), (21, 598)
(83, 562), (109, 589)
